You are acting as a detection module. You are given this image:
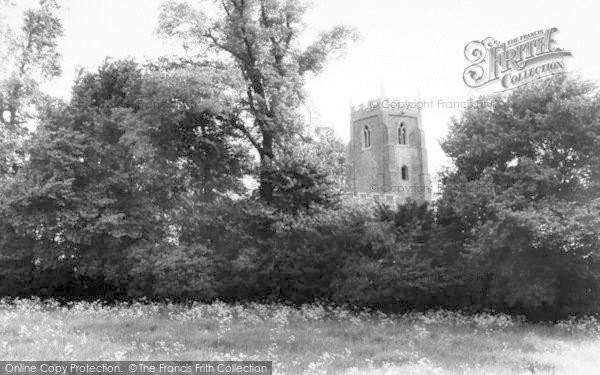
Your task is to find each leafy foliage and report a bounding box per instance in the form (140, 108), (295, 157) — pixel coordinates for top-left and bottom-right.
(0, 0), (62, 176)
(438, 75), (600, 318)
(158, 0), (358, 202)
(0, 59), (252, 298)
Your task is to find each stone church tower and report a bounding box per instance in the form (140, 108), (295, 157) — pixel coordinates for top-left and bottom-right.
(345, 98), (432, 204)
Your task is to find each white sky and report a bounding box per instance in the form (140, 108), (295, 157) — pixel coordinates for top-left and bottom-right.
(13, 0), (600, 180)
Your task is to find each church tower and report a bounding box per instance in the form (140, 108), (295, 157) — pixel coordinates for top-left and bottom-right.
(345, 98), (432, 204)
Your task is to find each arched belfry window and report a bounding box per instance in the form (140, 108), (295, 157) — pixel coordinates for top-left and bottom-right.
(363, 125), (371, 148)
(398, 123), (406, 145)
(401, 165), (409, 180)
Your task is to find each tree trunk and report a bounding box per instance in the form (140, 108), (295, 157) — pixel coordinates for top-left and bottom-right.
(259, 131), (274, 202)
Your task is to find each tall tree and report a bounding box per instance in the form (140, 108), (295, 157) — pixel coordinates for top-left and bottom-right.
(438, 75), (600, 317)
(0, 0), (62, 176)
(4, 59), (252, 296)
(158, 0), (357, 202)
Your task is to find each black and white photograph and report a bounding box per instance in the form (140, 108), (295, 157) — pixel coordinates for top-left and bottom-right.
(0, 0), (599, 373)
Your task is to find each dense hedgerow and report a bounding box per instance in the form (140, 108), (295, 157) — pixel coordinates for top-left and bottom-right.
(2, 195), (600, 320)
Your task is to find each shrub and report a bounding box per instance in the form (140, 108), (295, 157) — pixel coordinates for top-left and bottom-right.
(127, 242), (216, 301)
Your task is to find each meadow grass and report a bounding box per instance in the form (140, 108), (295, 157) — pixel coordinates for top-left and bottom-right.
(0, 299), (599, 374)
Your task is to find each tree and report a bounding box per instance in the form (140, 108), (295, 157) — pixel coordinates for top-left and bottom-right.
(438, 75), (600, 317)
(0, 0), (62, 176)
(263, 126), (346, 212)
(442, 76), (600, 203)
(3, 59), (252, 297)
(158, 0), (358, 202)
(466, 199), (600, 318)
(140, 61), (252, 202)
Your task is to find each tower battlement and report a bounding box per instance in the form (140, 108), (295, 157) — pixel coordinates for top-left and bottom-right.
(350, 98), (421, 120)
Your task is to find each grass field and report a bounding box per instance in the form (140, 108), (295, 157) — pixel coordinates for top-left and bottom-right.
(1, 299), (599, 374)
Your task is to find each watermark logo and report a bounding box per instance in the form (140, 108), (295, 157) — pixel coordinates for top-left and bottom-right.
(463, 28), (572, 91)
(366, 98), (496, 111)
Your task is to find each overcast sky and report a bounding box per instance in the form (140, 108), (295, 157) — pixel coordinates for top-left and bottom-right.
(14, 0), (600, 180)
